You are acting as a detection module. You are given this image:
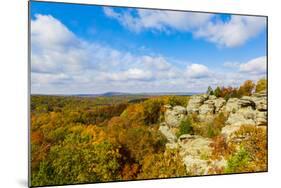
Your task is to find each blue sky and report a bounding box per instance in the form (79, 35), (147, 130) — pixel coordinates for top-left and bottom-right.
(30, 1), (267, 94)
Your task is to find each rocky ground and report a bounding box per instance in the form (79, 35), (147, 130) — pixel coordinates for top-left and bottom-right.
(159, 91), (267, 175)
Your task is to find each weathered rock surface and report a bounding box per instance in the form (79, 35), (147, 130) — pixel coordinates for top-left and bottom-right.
(225, 98), (240, 113)
(214, 98), (226, 113)
(186, 94), (209, 114)
(165, 105), (187, 127)
(178, 134), (227, 175)
(225, 108), (256, 127)
(252, 93), (267, 111)
(256, 111), (267, 126)
(178, 134), (212, 156)
(159, 123), (177, 143)
(198, 100), (215, 115)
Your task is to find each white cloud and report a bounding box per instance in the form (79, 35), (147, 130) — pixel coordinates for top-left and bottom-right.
(31, 14), (78, 50)
(103, 7), (213, 33)
(239, 56), (267, 74)
(102, 68), (153, 81)
(185, 64), (211, 78)
(141, 56), (171, 70)
(195, 16), (266, 47)
(104, 8), (266, 47)
(31, 14), (88, 75)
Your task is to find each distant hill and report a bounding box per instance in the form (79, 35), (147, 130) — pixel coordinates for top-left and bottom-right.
(32, 92), (202, 97)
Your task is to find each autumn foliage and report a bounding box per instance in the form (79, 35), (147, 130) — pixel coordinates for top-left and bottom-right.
(30, 95), (186, 186)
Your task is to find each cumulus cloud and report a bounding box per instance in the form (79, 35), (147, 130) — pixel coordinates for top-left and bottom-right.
(103, 8), (266, 47)
(31, 14), (78, 50)
(239, 56), (267, 74)
(185, 64), (211, 78)
(103, 7), (213, 33)
(31, 14), (89, 75)
(102, 68), (153, 81)
(195, 15), (266, 47)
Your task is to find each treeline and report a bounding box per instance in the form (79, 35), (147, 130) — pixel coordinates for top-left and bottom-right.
(206, 78), (267, 100)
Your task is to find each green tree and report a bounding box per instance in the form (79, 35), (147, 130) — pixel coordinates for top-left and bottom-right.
(214, 86), (221, 97)
(225, 147), (250, 173)
(207, 86), (214, 95)
(176, 118), (194, 138)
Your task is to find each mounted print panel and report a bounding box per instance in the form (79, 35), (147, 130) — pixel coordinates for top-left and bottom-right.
(29, 1), (268, 187)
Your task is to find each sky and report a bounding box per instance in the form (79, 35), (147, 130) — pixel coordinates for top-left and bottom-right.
(30, 1), (267, 94)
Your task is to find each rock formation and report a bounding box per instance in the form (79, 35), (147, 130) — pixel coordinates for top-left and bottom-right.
(164, 105), (187, 128)
(185, 92), (267, 139)
(158, 90), (267, 175)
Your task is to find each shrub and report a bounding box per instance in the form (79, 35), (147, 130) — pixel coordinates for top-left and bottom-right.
(230, 125), (267, 172)
(167, 96), (188, 107)
(207, 113), (227, 138)
(176, 118), (193, 138)
(195, 113), (227, 138)
(210, 135), (234, 160)
(225, 147), (250, 173)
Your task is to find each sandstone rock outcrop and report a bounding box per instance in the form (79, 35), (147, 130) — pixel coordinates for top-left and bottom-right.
(186, 94), (209, 114)
(159, 122), (177, 143)
(178, 134), (226, 175)
(185, 92), (267, 139)
(159, 90), (267, 175)
(164, 105), (187, 128)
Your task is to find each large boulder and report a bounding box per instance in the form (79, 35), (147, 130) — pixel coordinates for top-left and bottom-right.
(186, 94), (209, 114)
(225, 98), (240, 113)
(222, 107), (257, 138)
(165, 105), (187, 127)
(159, 123), (177, 143)
(209, 95), (217, 100)
(221, 124), (244, 139)
(238, 96), (256, 108)
(182, 155), (209, 175)
(252, 95), (267, 111)
(256, 111), (267, 126)
(178, 134), (222, 175)
(199, 100), (215, 115)
(178, 134), (213, 157)
(225, 107), (256, 126)
(214, 98), (226, 113)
